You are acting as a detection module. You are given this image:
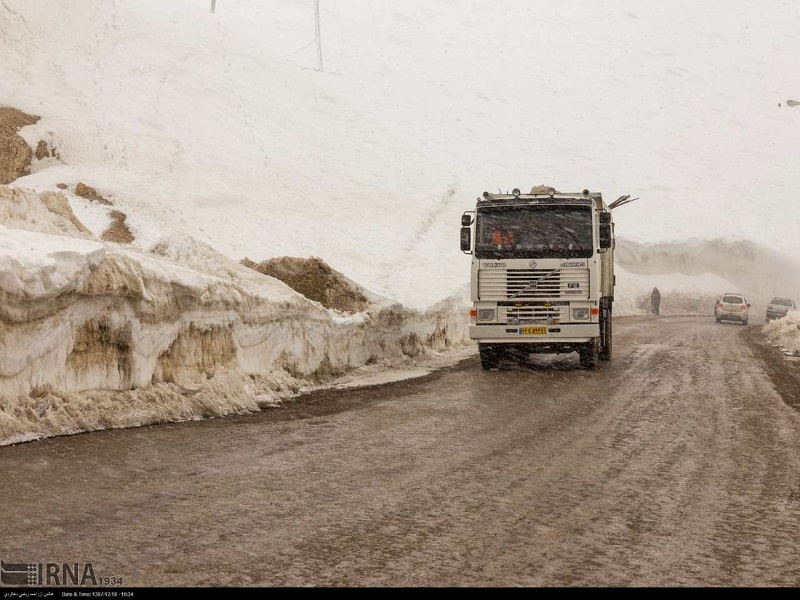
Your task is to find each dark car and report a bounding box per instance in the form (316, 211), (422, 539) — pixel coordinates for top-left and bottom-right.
(766, 297), (796, 322)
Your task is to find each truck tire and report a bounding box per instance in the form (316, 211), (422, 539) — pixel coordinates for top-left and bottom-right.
(600, 303), (612, 361)
(479, 344), (500, 370)
(579, 341), (598, 369)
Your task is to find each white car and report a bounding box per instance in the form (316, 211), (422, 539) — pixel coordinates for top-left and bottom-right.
(714, 293), (750, 325)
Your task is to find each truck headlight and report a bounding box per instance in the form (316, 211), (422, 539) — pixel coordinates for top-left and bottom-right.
(572, 308), (589, 320)
(477, 309), (496, 322)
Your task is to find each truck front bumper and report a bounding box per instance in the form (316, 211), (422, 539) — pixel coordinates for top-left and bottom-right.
(469, 323), (599, 344)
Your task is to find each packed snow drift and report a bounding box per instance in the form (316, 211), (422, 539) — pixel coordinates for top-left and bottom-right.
(0, 186), (470, 445)
(764, 311), (800, 357)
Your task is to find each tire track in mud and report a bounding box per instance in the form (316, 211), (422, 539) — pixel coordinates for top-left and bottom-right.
(268, 317), (800, 586)
(148, 319), (800, 585)
(489, 318), (800, 586)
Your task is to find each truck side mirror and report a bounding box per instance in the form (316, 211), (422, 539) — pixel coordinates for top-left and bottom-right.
(460, 227), (472, 253)
(599, 212), (612, 249)
(461, 214), (473, 226)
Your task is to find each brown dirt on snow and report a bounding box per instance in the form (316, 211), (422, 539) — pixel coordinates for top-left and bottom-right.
(75, 182), (113, 205)
(0, 107), (39, 184)
(242, 256), (370, 313)
(35, 140), (50, 160)
(101, 210), (135, 244)
(153, 324), (237, 385)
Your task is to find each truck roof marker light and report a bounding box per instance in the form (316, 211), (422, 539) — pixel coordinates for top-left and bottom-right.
(512, 188), (521, 197)
(590, 307), (600, 315)
(482, 191), (490, 199)
(547, 187), (556, 197)
(582, 189), (590, 197)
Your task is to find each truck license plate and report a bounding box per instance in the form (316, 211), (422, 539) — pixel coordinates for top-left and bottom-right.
(521, 326), (547, 335)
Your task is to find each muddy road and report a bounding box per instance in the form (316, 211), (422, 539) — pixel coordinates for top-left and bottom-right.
(2, 316), (800, 586)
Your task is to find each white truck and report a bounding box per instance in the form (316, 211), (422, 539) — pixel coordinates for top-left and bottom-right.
(460, 186), (632, 369)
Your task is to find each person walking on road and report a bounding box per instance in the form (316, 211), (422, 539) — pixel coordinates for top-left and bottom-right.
(651, 287), (661, 316)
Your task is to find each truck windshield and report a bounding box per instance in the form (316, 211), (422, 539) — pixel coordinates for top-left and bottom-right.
(474, 205), (593, 259)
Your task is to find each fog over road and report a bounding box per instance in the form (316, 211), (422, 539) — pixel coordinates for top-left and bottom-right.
(2, 316), (800, 586)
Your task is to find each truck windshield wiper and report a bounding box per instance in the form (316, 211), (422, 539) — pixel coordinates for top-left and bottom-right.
(508, 268), (560, 299)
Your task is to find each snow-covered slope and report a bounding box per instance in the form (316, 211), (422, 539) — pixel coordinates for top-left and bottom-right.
(2, 0), (800, 308)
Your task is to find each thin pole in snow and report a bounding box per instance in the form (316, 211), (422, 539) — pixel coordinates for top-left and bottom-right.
(211, 0), (216, 14)
(314, 0), (323, 71)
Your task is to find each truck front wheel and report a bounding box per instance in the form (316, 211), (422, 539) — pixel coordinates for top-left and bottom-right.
(579, 341), (599, 370)
(479, 344), (500, 370)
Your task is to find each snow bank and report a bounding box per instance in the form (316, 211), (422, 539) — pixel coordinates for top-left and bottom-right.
(763, 311), (800, 356)
(0, 184), (93, 238)
(0, 186), (470, 445)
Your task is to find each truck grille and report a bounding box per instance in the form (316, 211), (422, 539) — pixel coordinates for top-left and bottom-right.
(502, 304), (565, 324)
(478, 268), (589, 300)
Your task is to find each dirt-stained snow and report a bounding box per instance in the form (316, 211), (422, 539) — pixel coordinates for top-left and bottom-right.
(0, 186), (469, 445)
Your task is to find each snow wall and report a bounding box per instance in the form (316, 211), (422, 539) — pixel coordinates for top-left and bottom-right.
(0, 185), (470, 445)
